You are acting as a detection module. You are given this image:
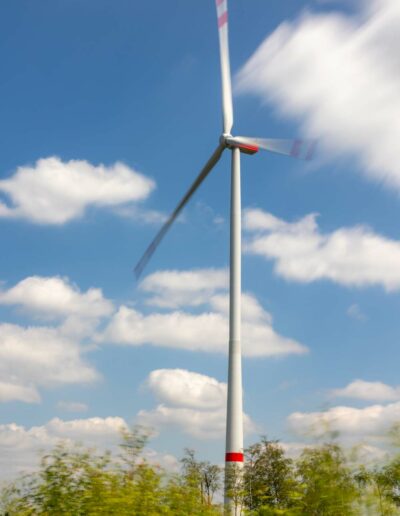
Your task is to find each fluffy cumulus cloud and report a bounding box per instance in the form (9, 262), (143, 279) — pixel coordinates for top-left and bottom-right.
(0, 416), (179, 480)
(0, 275), (116, 403)
(0, 276), (113, 320)
(139, 268), (228, 308)
(331, 379), (400, 402)
(138, 405), (230, 440)
(44, 416), (127, 441)
(103, 304), (305, 357)
(236, 0), (400, 191)
(104, 268), (306, 357)
(244, 208), (400, 291)
(57, 401), (89, 413)
(289, 401), (400, 441)
(0, 269), (304, 407)
(0, 157), (155, 224)
(138, 368), (257, 439)
(0, 416), (126, 479)
(0, 381), (40, 404)
(0, 323), (99, 403)
(146, 369), (226, 409)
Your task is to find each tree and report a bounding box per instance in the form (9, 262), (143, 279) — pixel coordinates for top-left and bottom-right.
(243, 438), (298, 512)
(180, 449), (222, 508)
(1, 436), (223, 516)
(296, 443), (359, 515)
(368, 458), (400, 515)
(202, 463), (221, 506)
(119, 425), (151, 477)
(3, 443), (122, 515)
(9, 433), (400, 515)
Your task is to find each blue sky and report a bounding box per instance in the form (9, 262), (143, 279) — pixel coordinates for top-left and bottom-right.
(1, 0), (400, 475)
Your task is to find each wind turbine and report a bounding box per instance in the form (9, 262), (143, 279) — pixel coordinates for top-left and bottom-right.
(134, 0), (314, 509)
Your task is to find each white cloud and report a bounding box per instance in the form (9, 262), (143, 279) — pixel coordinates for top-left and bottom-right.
(289, 401), (400, 440)
(280, 440), (388, 465)
(210, 292), (272, 324)
(139, 268), (228, 308)
(349, 443), (389, 465)
(57, 401), (89, 413)
(104, 306), (227, 352)
(0, 381), (40, 404)
(45, 416), (127, 441)
(0, 276), (113, 320)
(0, 416), (127, 479)
(139, 405), (227, 440)
(236, 0), (400, 192)
(244, 208), (400, 291)
(331, 379), (400, 402)
(139, 368), (257, 440)
(104, 268), (306, 357)
(0, 156), (155, 224)
(0, 270), (304, 411)
(0, 416), (178, 480)
(347, 304), (366, 321)
(104, 303), (305, 358)
(0, 323), (99, 404)
(143, 449), (179, 472)
(147, 369), (227, 410)
(0, 276), (111, 403)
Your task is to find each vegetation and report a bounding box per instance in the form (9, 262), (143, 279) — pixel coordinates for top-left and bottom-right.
(2, 428), (400, 515)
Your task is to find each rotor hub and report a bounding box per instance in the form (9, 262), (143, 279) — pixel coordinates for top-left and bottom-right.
(220, 133), (231, 147)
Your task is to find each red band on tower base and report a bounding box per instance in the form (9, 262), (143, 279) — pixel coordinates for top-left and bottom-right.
(225, 452), (244, 462)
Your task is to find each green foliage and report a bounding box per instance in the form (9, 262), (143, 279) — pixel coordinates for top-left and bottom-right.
(243, 438), (298, 512)
(3, 429), (400, 515)
(295, 443), (359, 515)
(180, 448), (221, 507)
(0, 429), (221, 516)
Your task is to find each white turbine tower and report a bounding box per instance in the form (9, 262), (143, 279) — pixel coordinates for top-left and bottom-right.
(134, 0), (314, 510)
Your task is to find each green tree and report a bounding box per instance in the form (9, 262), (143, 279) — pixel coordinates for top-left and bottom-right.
(296, 443), (359, 516)
(353, 465), (398, 516)
(1, 427), (166, 515)
(370, 423), (400, 513)
(179, 449), (222, 512)
(3, 444), (121, 515)
(243, 438), (299, 513)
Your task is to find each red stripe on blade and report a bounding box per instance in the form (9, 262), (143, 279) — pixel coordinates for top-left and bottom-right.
(216, 0), (225, 6)
(225, 452), (244, 462)
(218, 11), (228, 28)
(305, 141), (317, 160)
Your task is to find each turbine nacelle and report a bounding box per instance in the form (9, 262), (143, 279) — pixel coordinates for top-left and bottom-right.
(224, 135), (259, 155)
(219, 134), (259, 154)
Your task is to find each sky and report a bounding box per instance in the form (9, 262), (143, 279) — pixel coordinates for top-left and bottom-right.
(1, 0), (400, 477)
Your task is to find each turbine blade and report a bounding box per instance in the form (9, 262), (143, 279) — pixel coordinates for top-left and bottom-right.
(215, 0), (233, 134)
(230, 136), (317, 160)
(134, 145), (225, 279)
